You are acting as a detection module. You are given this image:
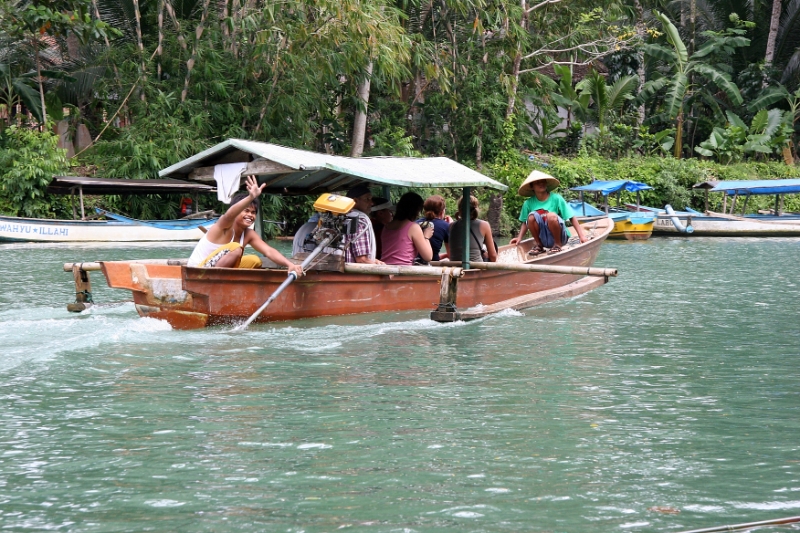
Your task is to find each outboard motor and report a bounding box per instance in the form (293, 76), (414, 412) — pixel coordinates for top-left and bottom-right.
(298, 194), (358, 256)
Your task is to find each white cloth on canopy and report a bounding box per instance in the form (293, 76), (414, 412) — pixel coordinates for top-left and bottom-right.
(214, 163), (247, 203)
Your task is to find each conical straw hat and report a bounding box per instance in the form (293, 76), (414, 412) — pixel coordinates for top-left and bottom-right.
(518, 170), (560, 197)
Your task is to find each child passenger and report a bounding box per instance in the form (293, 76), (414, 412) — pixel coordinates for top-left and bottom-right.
(509, 170), (587, 255)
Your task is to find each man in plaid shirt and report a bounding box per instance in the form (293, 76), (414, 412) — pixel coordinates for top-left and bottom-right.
(344, 185), (384, 264)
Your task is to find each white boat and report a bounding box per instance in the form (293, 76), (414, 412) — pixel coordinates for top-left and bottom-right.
(636, 179), (800, 237)
(0, 176), (218, 243)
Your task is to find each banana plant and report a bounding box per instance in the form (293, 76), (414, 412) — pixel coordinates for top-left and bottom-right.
(695, 109), (792, 163)
(551, 64), (590, 128)
(641, 11), (747, 158)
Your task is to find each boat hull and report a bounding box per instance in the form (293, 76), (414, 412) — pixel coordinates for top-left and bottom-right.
(652, 214), (800, 236)
(0, 215), (215, 242)
(100, 219), (613, 329)
(609, 219), (654, 240)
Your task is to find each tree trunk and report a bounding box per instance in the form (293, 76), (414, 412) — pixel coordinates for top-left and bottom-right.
(131, 0), (147, 101)
(504, 0), (527, 119)
(92, 0), (122, 80)
(34, 38), (47, 125)
(633, 0), (646, 128)
(765, 0), (782, 71)
(164, 1), (188, 52)
(487, 193), (503, 237)
(476, 124), (483, 169)
(157, 0), (165, 81)
(674, 112), (684, 159)
(181, 0), (213, 102)
(350, 61), (373, 158)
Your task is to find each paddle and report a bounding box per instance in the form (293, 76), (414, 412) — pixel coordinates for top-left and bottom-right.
(234, 233), (336, 331)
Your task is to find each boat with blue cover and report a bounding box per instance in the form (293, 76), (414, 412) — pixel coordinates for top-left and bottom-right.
(570, 180), (656, 240)
(634, 179), (800, 237)
(0, 176), (218, 243)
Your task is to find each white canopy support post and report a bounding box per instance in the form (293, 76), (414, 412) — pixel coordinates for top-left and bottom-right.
(462, 186), (471, 270)
(79, 186), (86, 220)
(70, 186), (77, 220)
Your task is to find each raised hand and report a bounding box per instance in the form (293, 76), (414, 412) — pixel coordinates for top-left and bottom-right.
(245, 175), (265, 200)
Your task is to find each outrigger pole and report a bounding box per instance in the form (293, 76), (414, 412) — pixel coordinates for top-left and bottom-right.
(674, 515), (800, 533)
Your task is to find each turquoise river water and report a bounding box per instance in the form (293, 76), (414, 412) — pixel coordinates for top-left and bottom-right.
(1, 237), (799, 533)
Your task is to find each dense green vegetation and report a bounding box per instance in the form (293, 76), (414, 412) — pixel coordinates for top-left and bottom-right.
(1, 0), (799, 232)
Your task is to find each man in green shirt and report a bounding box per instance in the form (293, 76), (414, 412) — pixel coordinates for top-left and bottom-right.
(509, 170), (587, 255)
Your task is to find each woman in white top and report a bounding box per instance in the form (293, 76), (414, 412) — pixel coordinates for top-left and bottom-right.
(187, 175), (303, 276)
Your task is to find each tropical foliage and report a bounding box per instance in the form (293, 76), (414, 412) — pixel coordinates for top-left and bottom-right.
(0, 0), (799, 225)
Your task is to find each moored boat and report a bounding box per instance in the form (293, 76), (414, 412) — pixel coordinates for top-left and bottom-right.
(63, 139), (617, 327)
(570, 180), (655, 240)
(0, 177), (218, 243)
(638, 179), (800, 236)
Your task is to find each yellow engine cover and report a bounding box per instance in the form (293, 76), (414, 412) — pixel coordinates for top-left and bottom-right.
(313, 193), (355, 215)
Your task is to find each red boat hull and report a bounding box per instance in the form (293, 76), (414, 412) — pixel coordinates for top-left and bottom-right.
(101, 219), (612, 329)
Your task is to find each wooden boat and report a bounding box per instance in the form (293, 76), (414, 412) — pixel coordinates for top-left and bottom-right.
(63, 139), (616, 327)
(0, 177), (217, 243)
(638, 179), (800, 237)
(570, 180), (655, 240)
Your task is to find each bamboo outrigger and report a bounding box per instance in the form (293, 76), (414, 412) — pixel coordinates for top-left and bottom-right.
(63, 140), (617, 327)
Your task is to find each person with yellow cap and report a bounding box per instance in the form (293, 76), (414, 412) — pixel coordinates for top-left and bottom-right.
(509, 170), (587, 255)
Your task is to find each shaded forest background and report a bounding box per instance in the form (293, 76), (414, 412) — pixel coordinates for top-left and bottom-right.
(1, 0), (799, 235)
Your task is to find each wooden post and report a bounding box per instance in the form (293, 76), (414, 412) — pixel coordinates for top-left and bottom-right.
(704, 189), (708, 213)
(729, 193), (738, 215)
(79, 186), (86, 220)
(67, 264), (94, 312)
(430, 268), (460, 322)
(462, 186), (471, 270)
(71, 187), (77, 220)
(722, 192), (727, 213)
(741, 194), (750, 216)
(775, 194), (780, 215)
(255, 185), (265, 240)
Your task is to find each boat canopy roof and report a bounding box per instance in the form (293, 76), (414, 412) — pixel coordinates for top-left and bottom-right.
(570, 180), (652, 195)
(159, 139), (507, 193)
(47, 176), (216, 195)
(707, 179), (800, 195)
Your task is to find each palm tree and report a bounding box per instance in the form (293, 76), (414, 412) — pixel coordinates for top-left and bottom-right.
(642, 10), (745, 157)
(576, 70), (639, 128)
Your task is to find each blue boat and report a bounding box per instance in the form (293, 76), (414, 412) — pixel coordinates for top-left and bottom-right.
(570, 180), (656, 240)
(0, 177), (219, 243)
(634, 179), (800, 236)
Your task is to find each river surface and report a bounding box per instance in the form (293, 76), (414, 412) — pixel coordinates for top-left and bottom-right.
(1, 238), (799, 533)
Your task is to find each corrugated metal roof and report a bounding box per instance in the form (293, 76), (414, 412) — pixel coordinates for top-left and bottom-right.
(159, 139), (508, 193)
(47, 176), (215, 195)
